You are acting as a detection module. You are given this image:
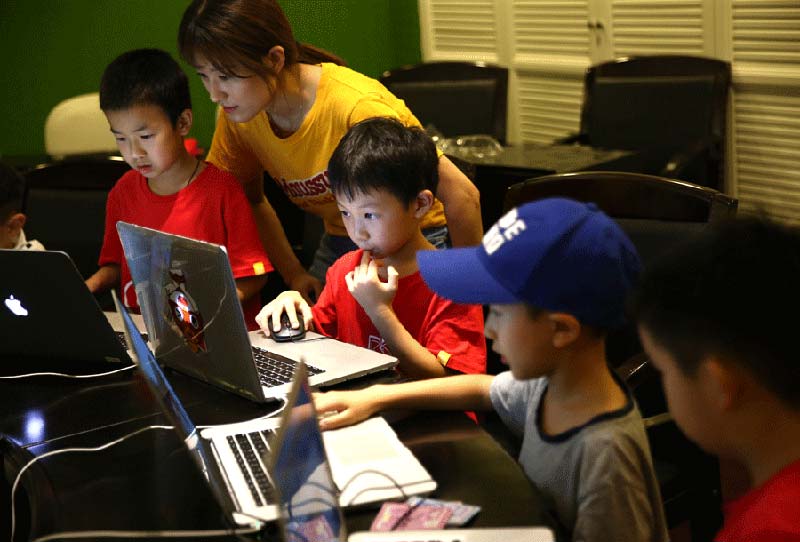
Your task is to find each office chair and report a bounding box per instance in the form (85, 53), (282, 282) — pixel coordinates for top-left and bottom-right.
(617, 353), (723, 540)
(44, 93), (118, 158)
(558, 55), (731, 191)
(22, 156), (130, 283)
(379, 61), (509, 144)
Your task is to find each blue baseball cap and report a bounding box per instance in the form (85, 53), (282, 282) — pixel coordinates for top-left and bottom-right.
(417, 198), (641, 329)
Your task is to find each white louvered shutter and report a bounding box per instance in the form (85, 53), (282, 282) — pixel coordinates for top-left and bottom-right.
(420, 0), (499, 62)
(510, 0), (590, 143)
(729, 1), (800, 222)
(608, 0), (712, 57)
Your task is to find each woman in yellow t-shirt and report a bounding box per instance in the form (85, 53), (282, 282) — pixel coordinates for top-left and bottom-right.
(178, 0), (482, 302)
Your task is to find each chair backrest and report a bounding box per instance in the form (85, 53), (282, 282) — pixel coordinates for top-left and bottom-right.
(503, 171), (738, 365)
(379, 61), (509, 144)
(580, 55), (731, 189)
(44, 92), (118, 158)
(22, 156), (130, 279)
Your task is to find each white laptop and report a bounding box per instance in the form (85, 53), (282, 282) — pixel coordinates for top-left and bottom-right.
(116, 221), (398, 403)
(115, 292), (436, 528)
(0, 249), (130, 365)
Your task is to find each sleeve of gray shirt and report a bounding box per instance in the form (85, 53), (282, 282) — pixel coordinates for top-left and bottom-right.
(489, 371), (545, 437)
(572, 419), (669, 542)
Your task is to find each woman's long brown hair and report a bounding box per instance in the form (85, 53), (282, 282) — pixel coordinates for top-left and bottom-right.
(178, 0), (345, 80)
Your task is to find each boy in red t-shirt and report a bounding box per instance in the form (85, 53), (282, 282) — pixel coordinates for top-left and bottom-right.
(85, 49), (270, 328)
(631, 216), (800, 541)
(257, 117), (485, 378)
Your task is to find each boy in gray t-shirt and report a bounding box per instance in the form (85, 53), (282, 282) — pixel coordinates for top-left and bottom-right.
(314, 198), (669, 542)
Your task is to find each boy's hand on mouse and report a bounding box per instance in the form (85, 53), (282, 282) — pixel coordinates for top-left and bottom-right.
(312, 388), (382, 431)
(345, 251), (398, 318)
(255, 290), (313, 333)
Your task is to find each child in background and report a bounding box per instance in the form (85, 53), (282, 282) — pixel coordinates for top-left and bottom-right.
(85, 49), (270, 329)
(631, 216), (800, 541)
(0, 162), (44, 251)
(314, 198), (669, 542)
(257, 117), (485, 379)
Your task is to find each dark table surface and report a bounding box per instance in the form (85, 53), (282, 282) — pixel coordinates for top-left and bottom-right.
(448, 142), (639, 228)
(1, 357), (553, 541)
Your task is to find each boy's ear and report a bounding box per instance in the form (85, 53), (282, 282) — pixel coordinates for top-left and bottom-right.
(3, 212), (26, 247)
(176, 109), (193, 136)
(264, 45), (286, 74)
(701, 356), (744, 412)
(548, 313), (581, 348)
(413, 189), (435, 218)
(6, 212), (26, 232)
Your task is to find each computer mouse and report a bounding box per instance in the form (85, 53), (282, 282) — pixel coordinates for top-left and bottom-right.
(270, 312), (306, 342)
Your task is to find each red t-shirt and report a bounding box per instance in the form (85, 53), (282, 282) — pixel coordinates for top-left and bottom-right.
(311, 249), (486, 375)
(98, 163), (271, 329)
(716, 459), (800, 542)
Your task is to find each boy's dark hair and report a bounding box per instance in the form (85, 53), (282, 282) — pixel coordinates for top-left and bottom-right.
(0, 162), (25, 222)
(99, 48), (191, 125)
(630, 215), (800, 408)
(327, 117), (439, 206)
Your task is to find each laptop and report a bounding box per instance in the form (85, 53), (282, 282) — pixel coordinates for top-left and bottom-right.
(116, 221), (398, 403)
(0, 249), (130, 365)
(115, 292), (436, 527)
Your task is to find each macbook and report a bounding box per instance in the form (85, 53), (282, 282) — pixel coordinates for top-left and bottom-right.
(115, 292), (436, 528)
(116, 221), (398, 403)
(0, 249), (129, 365)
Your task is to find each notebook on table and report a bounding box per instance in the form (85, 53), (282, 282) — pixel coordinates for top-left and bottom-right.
(115, 292), (436, 528)
(116, 221), (397, 403)
(0, 249), (130, 365)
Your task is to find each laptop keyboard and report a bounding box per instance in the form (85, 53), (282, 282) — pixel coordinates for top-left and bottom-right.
(228, 429), (276, 506)
(251, 347), (324, 387)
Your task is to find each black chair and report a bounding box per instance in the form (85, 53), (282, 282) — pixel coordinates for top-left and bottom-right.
(22, 155), (130, 281)
(503, 171), (735, 539)
(616, 353), (723, 540)
(559, 55), (731, 191)
(379, 61), (509, 144)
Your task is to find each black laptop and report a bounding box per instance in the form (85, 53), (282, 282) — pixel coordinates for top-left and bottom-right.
(0, 249), (129, 365)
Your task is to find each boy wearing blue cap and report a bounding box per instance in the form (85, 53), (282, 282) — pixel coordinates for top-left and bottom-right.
(315, 198), (668, 542)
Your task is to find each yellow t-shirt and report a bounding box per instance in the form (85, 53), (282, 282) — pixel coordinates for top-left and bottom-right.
(207, 63), (447, 236)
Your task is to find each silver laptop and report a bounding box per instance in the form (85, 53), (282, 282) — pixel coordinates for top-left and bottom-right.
(116, 221), (397, 403)
(115, 293), (435, 528)
(0, 249), (129, 365)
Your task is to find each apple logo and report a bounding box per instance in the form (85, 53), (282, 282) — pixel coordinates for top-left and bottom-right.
(4, 295), (29, 316)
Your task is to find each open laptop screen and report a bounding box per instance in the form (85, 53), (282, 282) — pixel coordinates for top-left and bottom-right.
(271, 364), (345, 542)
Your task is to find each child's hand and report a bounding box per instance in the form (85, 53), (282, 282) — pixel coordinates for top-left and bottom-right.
(345, 251), (398, 317)
(255, 290), (313, 334)
(312, 388), (382, 430)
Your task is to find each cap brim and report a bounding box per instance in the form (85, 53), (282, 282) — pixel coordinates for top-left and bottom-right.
(417, 247), (519, 305)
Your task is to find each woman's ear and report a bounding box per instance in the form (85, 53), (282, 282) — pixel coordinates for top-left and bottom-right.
(264, 45), (286, 74)
(176, 109), (193, 136)
(413, 189), (434, 218)
(548, 313), (581, 348)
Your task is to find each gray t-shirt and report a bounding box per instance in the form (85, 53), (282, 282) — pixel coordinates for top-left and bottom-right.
(490, 371), (668, 542)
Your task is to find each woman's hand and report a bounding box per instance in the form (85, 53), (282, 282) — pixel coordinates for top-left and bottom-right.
(288, 271), (323, 305)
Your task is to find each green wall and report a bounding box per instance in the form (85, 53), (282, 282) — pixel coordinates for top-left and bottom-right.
(0, 0), (421, 157)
